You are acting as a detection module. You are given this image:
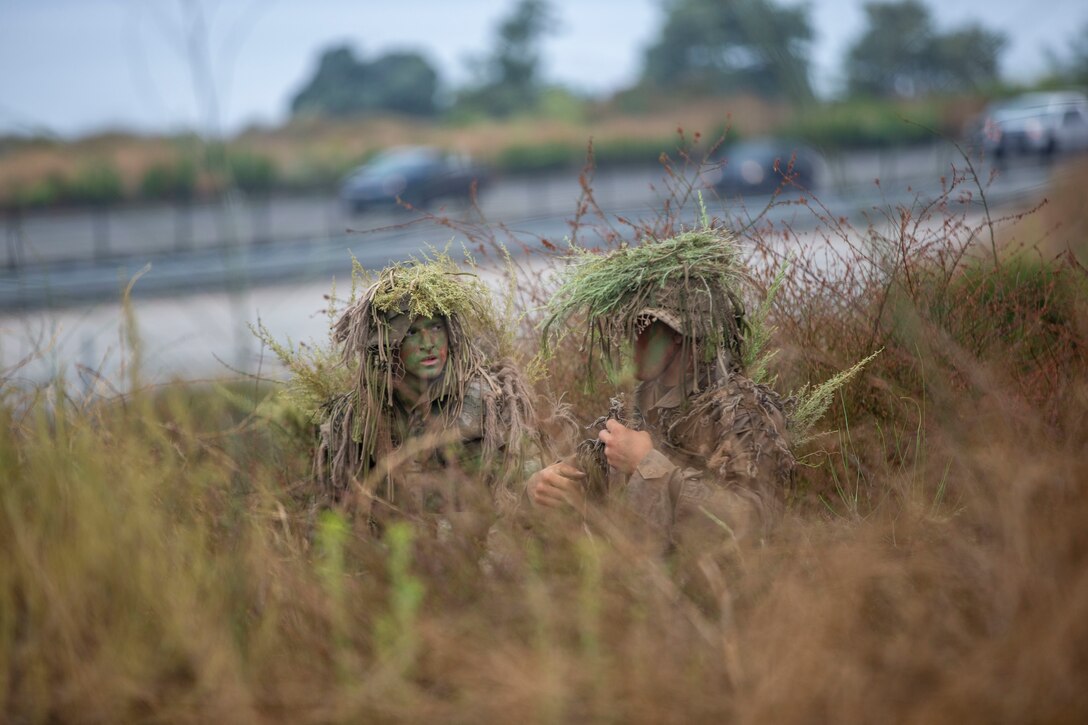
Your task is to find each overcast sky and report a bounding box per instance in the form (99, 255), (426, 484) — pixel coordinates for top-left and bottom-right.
(1, 0), (1085, 138)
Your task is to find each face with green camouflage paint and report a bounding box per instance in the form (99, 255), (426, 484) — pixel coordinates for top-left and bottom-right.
(633, 318), (683, 382)
(396, 315), (449, 400)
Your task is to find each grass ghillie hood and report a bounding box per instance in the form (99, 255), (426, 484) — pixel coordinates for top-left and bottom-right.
(334, 255), (495, 410)
(318, 254), (536, 499)
(541, 225), (879, 451)
(542, 227), (750, 391)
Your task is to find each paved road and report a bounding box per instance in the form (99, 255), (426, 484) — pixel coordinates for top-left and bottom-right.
(0, 145), (1065, 387)
(0, 144), (1055, 312)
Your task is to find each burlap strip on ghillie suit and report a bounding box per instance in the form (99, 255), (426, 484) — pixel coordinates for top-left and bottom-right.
(626, 373), (794, 541)
(544, 226), (795, 544)
(314, 255), (537, 522)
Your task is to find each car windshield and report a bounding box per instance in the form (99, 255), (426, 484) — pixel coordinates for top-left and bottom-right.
(992, 94), (1087, 120)
(362, 149), (438, 176)
(725, 139), (807, 160)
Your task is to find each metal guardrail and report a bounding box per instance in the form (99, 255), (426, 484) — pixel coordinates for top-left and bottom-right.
(0, 146), (1055, 312)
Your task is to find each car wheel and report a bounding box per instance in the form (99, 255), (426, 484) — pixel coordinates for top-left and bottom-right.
(1041, 136), (1057, 160)
(793, 171), (814, 191)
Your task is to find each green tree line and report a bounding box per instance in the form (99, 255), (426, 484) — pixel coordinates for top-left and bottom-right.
(289, 0), (1043, 121)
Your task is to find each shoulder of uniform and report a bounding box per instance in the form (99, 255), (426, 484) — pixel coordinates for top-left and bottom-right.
(678, 374), (794, 482)
(684, 373), (789, 428)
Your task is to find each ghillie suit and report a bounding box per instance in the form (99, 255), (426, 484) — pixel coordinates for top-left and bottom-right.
(310, 256), (538, 539)
(543, 227), (795, 552)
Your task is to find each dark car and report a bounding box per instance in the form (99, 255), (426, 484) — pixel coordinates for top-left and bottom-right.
(340, 146), (489, 214)
(705, 138), (827, 197)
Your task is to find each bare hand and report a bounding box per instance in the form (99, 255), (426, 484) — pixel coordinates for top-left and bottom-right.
(527, 461), (586, 511)
(598, 419), (653, 475)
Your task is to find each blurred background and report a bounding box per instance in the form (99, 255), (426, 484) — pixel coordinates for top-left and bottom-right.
(2, 0), (1087, 384)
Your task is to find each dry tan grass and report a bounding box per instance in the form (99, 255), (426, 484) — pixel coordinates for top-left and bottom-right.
(0, 134), (181, 194)
(3, 373), (1086, 722)
(2, 150), (1087, 723)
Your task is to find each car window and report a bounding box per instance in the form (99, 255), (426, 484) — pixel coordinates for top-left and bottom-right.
(366, 150), (437, 175)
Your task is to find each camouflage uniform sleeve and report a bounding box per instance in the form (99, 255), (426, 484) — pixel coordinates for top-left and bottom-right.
(621, 449), (765, 556)
(621, 377), (794, 552)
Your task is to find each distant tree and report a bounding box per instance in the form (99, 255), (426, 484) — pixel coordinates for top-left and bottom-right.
(367, 53), (442, 115)
(844, 0), (932, 97)
(640, 0), (815, 101)
(1045, 21), (1088, 86)
(928, 27), (1006, 91)
(290, 45), (439, 117)
(846, 0), (1005, 98)
(291, 46), (362, 117)
(456, 0), (558, 117)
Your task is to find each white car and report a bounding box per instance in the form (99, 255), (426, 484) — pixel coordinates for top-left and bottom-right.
(975, 91), (1088, 162)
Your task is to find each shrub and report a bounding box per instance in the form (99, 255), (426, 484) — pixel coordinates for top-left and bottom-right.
(7, 174), (65, 209)
(592, 135), (680, 167)
(62, 162), (125, 206)
(139, 157), (198, 201)
(495, 140), (584, 173)
(780, 99), (945, 149)
(226, 150), (278, 194)
(280, 152), (368, 191)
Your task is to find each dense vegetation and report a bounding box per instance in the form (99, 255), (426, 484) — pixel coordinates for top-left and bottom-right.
(3, 152), (1087, 721)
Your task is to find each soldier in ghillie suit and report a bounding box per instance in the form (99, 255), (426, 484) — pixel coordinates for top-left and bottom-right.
(308, 255), (539, 544)
(527, 228), (795, 555)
